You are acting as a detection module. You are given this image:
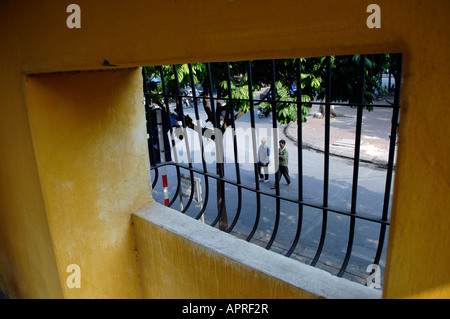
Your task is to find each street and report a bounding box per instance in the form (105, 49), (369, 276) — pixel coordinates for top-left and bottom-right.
(150, 99), (393, 285)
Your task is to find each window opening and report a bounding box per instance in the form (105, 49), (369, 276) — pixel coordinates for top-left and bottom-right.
(142, 54), (402, 287)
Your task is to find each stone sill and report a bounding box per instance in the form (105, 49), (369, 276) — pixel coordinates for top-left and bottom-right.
(133, 202), (382, 299)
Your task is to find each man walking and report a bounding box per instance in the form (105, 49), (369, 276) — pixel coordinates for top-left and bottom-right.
(257, 137), (270, 182)
(271, 139), (291, 188)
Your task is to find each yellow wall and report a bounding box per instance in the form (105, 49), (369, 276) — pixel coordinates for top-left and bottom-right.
(24, 69), (152, 298)
(0, 0), (449, 298)
(132, 208), (319, 299)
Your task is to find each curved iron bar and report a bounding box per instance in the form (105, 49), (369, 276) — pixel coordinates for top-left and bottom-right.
(311, 56), (331, 266)
(192, 63), (227, 222)
(150, 160), (390, 226)
(167, 169), (181, 207)
(265, 59), (281, 250)
(245, 60), (262, 241)
(338, 55), (366, 277)
(205, 63), (227, 229)
(150, 167), (159, 190)
(158, 65), (182, 207)
(172, 64), (195, 213)
(187, 64), (211, 220)
(286, 58), (304, 257)
(194, 179), (209, 220)
(224, 62), (243, 233)
(373, 54), (402, 268)
(142, 67), (161, 191)
(209, 176), (226, 228)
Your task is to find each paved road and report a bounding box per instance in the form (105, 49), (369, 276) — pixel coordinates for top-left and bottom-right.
(286, 99), (397, 166)
(151, 99), (395, 285)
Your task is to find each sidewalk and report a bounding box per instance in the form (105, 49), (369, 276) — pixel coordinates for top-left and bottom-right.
(284, 96), (397, 167)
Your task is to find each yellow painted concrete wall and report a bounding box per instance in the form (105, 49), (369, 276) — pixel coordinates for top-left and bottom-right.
(132, 209), (319, 299)
(0, 0), (449, 298)
(132, 204), (382, 299)
(24, 69), (152, 298)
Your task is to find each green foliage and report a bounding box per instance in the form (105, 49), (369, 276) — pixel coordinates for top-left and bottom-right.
(258, 81), (307, 125)
(144, 63), (205, 96)
(144, 54), (392, 127)
(315, 54), (391, 105)
(218, 75), (252, 112)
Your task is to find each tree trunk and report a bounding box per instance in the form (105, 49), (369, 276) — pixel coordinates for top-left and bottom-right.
(216, 162), (228, 231)
(214, 96), (228, 231)
(200, 92), (229, 231)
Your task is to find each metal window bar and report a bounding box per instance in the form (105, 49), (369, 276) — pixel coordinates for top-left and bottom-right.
(142, 54), (402, 285)
(285, 58), (303, 257)
(159, 65), (182, 207)
(173, 64), (196, 213)
(187, 63), (211, 220)
(245, 60), (262, 241)
(311, 56), (331, 267)
(375, 54), (402, 267)
(266, 59), (280, 250)
(338, 54), (366, 277)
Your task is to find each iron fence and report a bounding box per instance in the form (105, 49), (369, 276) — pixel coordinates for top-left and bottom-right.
(142, 54), (402, 286)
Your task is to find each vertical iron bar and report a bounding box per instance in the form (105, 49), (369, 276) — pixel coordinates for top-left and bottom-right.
(141, 67), (159, 189)
(188, 64), (211, 220)
(286, 58), (304, 257)
(373, 54), (402, 267)
(246, 60), (262, 241)
(173, 64), (195, 213)
(225, 62), (243, 232)
(206, 63), (217, 128)
(210, 62), (227, 229)
(226, 62), (242, 184)
(311, 56), (331, 266)
(188, 63), (205, 170)
(266, 59), (280, 250)
(205, 63), (224, 178)
(173, 64), (192, 168)
(247, 60), (259, 189)
(203, 62), (224, 223)
(338, 55), (366, 276)
(159, 65), (182, 207)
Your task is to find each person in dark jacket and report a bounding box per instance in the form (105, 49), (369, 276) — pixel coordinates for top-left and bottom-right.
(271, 139), (291, 188)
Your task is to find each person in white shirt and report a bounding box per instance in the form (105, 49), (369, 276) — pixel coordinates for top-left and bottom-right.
(257, 137), (270, 182)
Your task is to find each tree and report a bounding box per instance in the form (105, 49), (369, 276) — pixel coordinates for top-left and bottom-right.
(314, 54), (392, 118)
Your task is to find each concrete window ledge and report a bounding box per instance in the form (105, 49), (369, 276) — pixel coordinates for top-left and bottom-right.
(132, 202), (382, 299)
